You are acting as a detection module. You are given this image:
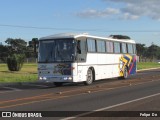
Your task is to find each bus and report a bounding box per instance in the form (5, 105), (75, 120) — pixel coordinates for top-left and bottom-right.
(38, 33), (136, 86)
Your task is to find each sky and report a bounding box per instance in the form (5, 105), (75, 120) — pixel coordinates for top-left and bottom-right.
(0, 0), (160, 46)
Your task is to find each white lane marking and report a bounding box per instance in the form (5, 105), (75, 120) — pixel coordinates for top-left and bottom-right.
(62, 92), (160, 120)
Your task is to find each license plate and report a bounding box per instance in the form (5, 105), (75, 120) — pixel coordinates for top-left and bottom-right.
(40, 71), (50, 74)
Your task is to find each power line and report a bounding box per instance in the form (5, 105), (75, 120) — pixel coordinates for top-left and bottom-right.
(0, 24), (160, 32)
(0, 24), (101, 31)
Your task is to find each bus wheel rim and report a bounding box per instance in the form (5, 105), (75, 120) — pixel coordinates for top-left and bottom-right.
(87, 69), (93, 84)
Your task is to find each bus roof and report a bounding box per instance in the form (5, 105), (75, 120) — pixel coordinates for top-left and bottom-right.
(39, 33), (136, 43)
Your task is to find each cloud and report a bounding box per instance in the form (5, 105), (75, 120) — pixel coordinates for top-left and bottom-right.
(104, 0), (160, 20)
(76, 8), (120, 18)
(76, 0), (160, 21)
(121, 13), (139, 20)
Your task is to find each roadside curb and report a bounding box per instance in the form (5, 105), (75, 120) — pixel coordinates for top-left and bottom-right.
(137, 67), (160, 72)
(0, 81), (38, 87)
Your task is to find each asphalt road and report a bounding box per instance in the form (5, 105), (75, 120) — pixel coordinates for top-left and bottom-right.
(0, 68), (160, 120)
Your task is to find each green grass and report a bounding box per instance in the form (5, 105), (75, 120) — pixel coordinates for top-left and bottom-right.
(0, 62), (160, 83)
(0, 64), (38, 83)
(137, 62), (160, 70)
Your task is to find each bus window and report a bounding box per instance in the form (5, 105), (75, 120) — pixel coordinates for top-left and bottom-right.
(77, 40), (81, 54)
(97, 40), (105, 53)
(106, 41), (114, 53)
(127, 44), (133, 54)
(77, 40), (86, 54)
(121, 43), (127, 53)
(87, 39), (96, 52)
(77, 40), (87, 62)
(114, 42), (121, 53)
(132, 44), (136, 54)
(38, 39), (75, 62)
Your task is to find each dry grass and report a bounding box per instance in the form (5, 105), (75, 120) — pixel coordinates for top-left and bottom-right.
(0, 64), (38, 83)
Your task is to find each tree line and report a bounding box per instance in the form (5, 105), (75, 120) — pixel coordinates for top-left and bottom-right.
(0, 38), (38, 62)
(0, 38), (160, 71)
(136, 43), (160, 62)
(0, 38), (38, 71)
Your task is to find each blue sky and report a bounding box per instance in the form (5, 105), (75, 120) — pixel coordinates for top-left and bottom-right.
(0, 0), (160, 46)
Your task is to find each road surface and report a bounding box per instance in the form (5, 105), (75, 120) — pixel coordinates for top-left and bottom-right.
(0, 68), (160, 120)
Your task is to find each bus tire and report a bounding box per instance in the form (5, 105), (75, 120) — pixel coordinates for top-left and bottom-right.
(54, 82), (63, 87)
(84, 68), (94, 85)
(119, 66), (128, 79)
(123, 66), (128, 79)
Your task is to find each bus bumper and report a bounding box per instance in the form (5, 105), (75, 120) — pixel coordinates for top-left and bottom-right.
(38, 76), (74, 83)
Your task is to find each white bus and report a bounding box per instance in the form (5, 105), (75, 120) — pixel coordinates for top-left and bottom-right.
(38, 33), (136, 86)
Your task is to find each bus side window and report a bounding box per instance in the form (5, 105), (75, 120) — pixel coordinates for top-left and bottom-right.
(127, 43), (133, 54)
(77, 40), (87, 62)
(78, 40), (87, 54)
(121, 43), (127, 53)
(77, 40), (81, 54)
(133, 44), (136, 54)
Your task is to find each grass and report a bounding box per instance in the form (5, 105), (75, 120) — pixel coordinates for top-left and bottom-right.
(137, 62), (160, 70)
(0, 64), (38, 83)
(0, 62), (160, 83)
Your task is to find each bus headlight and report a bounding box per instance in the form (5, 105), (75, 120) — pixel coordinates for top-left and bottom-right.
(39, 77), (43, 80)
(39, 77), (47, 80)
(63, 77), (68, 80)
(68, 77), (72, 80)
(43, 77), (47, 80)
(63, 77), (72, 81)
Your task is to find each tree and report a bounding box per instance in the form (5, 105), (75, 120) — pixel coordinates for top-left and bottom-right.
(147, 43), (159, 62)
(0, 45), (9, 62)
(7, 54), (25, 71)
(28, 38), (39, 58)
(136, 43), (146, 62)
(5, 38), (27, 54)
(5, 38), (27, 71)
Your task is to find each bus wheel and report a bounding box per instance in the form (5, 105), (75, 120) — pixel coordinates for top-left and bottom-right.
(54, 82), (63, 87)
(123, 67), (128, 79)
(118, 67), (128, 79)
(84, 69), (93, 85)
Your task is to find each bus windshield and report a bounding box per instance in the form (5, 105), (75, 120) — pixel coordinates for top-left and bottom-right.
(38, 39), (76, 63)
